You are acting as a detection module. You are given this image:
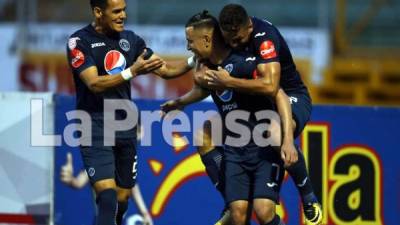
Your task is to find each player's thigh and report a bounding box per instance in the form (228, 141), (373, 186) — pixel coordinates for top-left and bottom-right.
(253, 151), (284, 204)
(114, 139), (138, 189)
(80, 144), (116, 191)
(289, 91), (312, 138)
(195, 115), (222, 155)
(224, 160), (251, 205)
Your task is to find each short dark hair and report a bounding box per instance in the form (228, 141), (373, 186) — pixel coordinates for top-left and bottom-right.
(219, 4), (249, 33)
(90, 0), (108, 10)
(186, 10), (219, 31)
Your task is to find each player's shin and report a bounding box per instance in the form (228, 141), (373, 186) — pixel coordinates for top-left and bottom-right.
(116, 201), (128, 225)
(263, 214), (285, 225)
(96, 189), (118, 225)
(285, 147), (316, 203)
(199, 147), (224, 192)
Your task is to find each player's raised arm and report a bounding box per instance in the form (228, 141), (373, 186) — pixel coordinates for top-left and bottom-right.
(160, 64), (210, 115)
(151, 54), (196, 79)
(161, 84), (210, 116)
(204, 62), (280, 97)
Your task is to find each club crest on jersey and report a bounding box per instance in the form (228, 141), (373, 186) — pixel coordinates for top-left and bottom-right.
(68, 37), (80, 50)
(216, 90), (233, 102)
(224, 64), (233, 73)
(119, 39), (130, 52)
(104, 50), (127, 75)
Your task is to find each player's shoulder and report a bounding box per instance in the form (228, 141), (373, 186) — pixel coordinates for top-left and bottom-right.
(67, 25), (93, 49)
(228, 51), (255, 65)
(251, 17), (278, 37)
(121, 29), (144, 43)
(251, 17), (274, 28)
(69, 24), (93, 40)
(223, 51), (256, 76)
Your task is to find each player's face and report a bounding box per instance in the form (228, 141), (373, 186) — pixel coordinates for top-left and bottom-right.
(99, 0), (127, 33)
(222, 23), (252, 50)
(185, 27), (212, 60)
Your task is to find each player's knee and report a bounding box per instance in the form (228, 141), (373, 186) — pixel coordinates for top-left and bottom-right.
(197, 145), (214, 156)
(93, 179), (117, 194)
(195, 133), (214, 156)
(194, 120), (215, 156)
(253, 199), (276, 224)
(116, 187), (131, 202)
(230, 202), (248, 225)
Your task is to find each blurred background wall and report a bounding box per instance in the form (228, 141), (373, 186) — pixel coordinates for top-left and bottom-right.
(1, 0), (399, 105)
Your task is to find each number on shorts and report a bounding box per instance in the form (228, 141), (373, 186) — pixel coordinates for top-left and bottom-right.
(132, 155), (138, 179)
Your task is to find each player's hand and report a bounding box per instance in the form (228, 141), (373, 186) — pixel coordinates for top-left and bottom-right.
(281, 142), (298, 167)
(142, 213), (154, 225)
(160, 99), (183, 118)
(130, 49), (165, 76)
(60, 152), (74, 185)
(204, 66), (232, 89)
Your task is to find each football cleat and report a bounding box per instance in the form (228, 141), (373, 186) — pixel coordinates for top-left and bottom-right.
(304, 202), (322, 225)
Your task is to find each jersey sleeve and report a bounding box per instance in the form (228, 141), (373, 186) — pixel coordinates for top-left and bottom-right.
(252, 26), (281, 64)
(66, 36), (95, 75)
(133, 34), (154, 60)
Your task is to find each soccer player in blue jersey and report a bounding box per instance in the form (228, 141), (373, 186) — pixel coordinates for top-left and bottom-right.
(66, 1), (193, 224)
(162, 11), (289, 225)
(205, 4), (322, 225)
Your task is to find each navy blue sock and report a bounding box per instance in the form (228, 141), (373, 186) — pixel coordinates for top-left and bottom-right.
(96, 189), (117, 225)
(116, 201), (128, 225)
(264, 215), (285, 225)
(286, 147), (316, 203)
(200, 147), (223, 192)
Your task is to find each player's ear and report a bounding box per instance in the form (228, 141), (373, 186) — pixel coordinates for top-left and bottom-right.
(93, 6), (103, 19)
(247, 18), (253, 32)
(203, 34), (211, 47)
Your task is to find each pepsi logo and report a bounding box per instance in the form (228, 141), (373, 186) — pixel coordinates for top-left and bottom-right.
(216, 90), (233, 102)
(104, 50), (127, 75)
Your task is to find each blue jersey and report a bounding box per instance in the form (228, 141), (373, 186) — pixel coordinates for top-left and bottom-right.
(207, 51), (276, 162)
(66, 24), (151, 138)
(246, 17), (307, 94)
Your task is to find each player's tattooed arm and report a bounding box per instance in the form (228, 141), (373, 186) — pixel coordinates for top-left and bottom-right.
(204, 62), (281, 97)
(151, 54), (194, 79)
(79, 50), (164, 93)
